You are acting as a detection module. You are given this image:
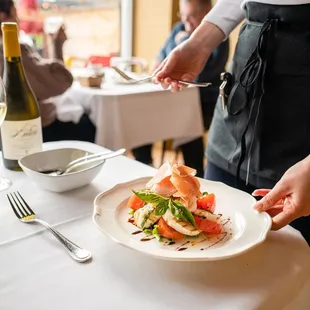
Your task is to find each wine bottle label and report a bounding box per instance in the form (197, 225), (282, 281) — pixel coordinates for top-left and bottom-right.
(1, 117), (43, 160)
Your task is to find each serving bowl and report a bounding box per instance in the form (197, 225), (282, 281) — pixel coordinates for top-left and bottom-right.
(19, 148), (105, 192)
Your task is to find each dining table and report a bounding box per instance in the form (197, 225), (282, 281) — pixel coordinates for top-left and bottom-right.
(52, 81), (204, 150)
(0, 140), (310, 310)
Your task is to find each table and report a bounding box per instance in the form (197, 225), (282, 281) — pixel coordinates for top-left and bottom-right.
(53, 82), (204, 150)
(1, 141), (310, 310)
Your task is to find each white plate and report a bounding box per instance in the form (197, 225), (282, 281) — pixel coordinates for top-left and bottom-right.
(93, 177), (272, 261)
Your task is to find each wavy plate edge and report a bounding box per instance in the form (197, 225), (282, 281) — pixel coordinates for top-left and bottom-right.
(93, 177), (272, 261)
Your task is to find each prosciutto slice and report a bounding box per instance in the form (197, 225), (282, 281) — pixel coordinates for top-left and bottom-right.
(146, 160), (201, 211)
(146, 162), (172, 189)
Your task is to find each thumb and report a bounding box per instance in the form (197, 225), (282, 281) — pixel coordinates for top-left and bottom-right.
(254, 182), (289, 212)
(152, 58), (167, 77)
(155, 51), (179, 80)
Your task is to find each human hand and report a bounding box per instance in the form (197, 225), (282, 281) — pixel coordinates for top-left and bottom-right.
(49, 25), (67, 61)
(50, 25), (67, 44)
(153, 38), (210, 92)
(253, 156), (310, 230)
(150, 59), (161, 73)
(153, 21), (225, 92)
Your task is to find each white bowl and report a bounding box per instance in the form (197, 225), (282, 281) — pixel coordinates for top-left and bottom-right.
(19, 148), (105, 193)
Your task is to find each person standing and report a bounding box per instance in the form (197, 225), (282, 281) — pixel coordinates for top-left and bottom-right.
(154, 0), (310, 244)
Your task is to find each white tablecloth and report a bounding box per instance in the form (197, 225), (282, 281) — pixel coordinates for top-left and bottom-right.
(0, 141), (310, 310)
(53, 82), (204, 149)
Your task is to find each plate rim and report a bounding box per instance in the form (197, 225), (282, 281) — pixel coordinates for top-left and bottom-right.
(93, 176), (272, 261)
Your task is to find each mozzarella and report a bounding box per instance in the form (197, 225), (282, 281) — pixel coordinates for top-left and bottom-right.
(134, 203), (161, 229)
(163, 210), (201, 236)
(193, 209), (221, 223)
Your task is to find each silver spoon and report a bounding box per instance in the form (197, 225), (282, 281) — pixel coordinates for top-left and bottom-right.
(40, 148), (126, 176)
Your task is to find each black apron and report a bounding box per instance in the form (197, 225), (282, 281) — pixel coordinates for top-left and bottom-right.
(206, 2), (310, 243)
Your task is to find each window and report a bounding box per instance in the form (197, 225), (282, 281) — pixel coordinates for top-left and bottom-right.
(16, 0), (122, 61)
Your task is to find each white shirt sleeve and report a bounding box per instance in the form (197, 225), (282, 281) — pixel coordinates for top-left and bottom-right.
(203, 0), (245, 37)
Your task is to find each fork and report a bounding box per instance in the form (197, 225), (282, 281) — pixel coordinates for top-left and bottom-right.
(111, 66), (212, 87)
(7, 192), (92, 263)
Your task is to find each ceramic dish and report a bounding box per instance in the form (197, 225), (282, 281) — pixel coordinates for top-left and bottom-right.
(19, 148), (105, 192)
(93, 177), (272, 261)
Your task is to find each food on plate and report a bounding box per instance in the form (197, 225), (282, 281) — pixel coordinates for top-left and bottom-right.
(127, 160), (223, 241)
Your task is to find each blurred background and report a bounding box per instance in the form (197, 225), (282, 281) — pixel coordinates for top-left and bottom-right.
(15, 0), (240, 70)
(10, 0), (243, 171)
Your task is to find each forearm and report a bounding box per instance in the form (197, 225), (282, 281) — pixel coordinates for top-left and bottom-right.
(187, 21), (226, 57)
(203, 0), (245, 37)
(26, 63), (73, 100)
(187, 0), (244, 62)
(47, 39), (64, 62)
(21, 44), (73, 100)
(53, 42), (64, 62)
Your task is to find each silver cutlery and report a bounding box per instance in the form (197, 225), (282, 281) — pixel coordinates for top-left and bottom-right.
(40, 148), (126, 176)
(111, 66), (212, 87)
(7, 192), (92, 263)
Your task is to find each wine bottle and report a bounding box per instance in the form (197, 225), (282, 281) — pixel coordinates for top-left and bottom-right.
(0, 22), (42, 170)
(0, 102), (7, 125)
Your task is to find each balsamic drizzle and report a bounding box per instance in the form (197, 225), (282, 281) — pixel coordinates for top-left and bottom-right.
(200, 232), (228, 251)
(128, 213), (232, 252)
(132, 230), (142, 235)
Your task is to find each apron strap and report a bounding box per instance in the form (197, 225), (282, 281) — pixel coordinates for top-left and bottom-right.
(227, 19), (278, 188)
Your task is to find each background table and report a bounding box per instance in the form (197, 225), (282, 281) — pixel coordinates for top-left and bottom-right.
(0, 141), (310, 310)
(53, 82), (204, 150)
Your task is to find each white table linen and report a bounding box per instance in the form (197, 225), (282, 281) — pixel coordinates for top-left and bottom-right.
(0, 141), (310, 310)
(53, 82), (204, 149)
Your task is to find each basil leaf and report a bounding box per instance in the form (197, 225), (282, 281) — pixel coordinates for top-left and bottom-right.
(143, 228), (153, 235)
(169, 199), (197, 228)
(132, 190), (167, 205)
(144, 226), (162, 241)
(155, 200), (169, 216)
(152, 225), (162, 241)
(202, 191), (209, 196)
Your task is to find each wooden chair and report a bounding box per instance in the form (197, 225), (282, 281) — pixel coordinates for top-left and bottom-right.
(161, 139), (180, 165)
